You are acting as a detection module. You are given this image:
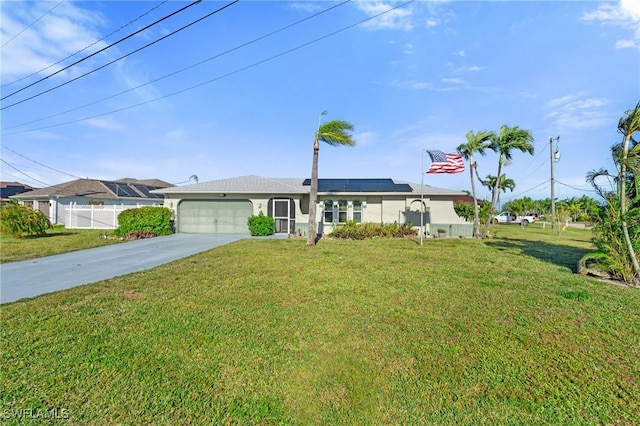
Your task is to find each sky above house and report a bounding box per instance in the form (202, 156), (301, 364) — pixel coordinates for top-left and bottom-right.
(1, 0), (639, 203)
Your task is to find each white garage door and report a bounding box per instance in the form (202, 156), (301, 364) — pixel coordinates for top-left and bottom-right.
(178, 200), (252, 233)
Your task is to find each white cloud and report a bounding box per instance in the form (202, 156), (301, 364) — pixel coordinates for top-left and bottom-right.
(356, 1), (414, 31)
(442, 77), (465, 84)
(404, 43), (414, 54)
(353, 131), (379, 147)
(545, 94), (611, 129)
(83, 117), (123, 131)
(454, 65), (486, 73)
(581, 0), (640, 50)
(392, 80), (432, 90)
(288, 2), (323, 13)
(0, 2), (107, 80)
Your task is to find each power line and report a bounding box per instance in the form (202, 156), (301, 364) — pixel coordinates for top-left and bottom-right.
(1, 0), (203, 102)
(2, 145), (83, 179)
(3, 0), (351, 132)
(1, 1), (64, 49)
(1, 0), (239, 111)
(0, 159), (51, 187)
(2, 1), (169, 89)
(2, 0), (414, 134)
(556, 180), (598, 194)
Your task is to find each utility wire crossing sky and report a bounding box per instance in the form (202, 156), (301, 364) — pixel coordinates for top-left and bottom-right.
(1, 0), (639, 203)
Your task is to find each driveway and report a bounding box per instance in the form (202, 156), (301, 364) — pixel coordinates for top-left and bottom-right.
(0, 233), (252, 304)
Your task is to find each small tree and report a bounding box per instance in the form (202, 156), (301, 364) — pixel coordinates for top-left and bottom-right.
(0, 200), (51, 238)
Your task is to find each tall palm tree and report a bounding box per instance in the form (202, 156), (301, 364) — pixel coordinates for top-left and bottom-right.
(307, 115), (355, 247)
(457, 130), (494, 238)
(617, 100), (640, 281)
(481, 125), (534, 238)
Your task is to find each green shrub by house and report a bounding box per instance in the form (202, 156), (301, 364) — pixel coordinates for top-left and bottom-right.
(330, 221), (417, 240)
(115, 206), (173, 237)
(247, 212), (275, 236)
(0, 200), (51, 238)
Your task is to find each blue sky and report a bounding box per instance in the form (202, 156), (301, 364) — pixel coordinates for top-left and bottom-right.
(1, 0), (639, 203)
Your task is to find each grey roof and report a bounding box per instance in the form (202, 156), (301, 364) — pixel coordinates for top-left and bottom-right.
(153, 175), (465, 196)
(154, 175), (307, 194)
(11, 178), (170, 200)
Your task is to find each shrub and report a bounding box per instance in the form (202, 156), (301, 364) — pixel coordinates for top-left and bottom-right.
(247, 212), (274, 236)
(115, 206), (173, 237)
(123, 230), (156, 240)
(0, 200), (51, 238)
(329, 221), (417, 240)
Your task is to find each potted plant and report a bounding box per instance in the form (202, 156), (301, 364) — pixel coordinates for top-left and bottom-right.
(437, 228), (446, 238)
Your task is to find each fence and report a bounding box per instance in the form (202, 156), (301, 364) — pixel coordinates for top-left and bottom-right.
(65, 204), (157, 229)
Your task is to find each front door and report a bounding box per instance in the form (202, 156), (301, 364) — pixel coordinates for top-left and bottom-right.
(272, 198), (293, 234)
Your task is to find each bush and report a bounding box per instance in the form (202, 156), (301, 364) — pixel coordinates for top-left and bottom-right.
(115, 206), (173, 237)
(0, 200), (51, 238)
(247, 212), (274, 236)
(329, 221), (417, 240)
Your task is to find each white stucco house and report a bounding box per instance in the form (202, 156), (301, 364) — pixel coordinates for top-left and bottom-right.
(11, 178), (171, 229)
(153, 175), (472, 237)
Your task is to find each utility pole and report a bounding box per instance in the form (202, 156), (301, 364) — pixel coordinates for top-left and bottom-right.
(550, 136), (560, 228)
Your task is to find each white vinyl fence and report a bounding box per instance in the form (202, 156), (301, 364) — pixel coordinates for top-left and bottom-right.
(65, 204), (158, 229)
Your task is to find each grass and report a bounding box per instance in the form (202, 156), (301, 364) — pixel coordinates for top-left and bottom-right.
(1, 224), (639, 424)
(0, 226), (121, 263)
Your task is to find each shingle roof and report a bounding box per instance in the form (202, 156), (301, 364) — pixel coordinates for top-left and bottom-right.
(153, 175), (465, 196)
(11, 178), (169, 200)
(116, 178), (172, 188)
(155, 175), (307, 194)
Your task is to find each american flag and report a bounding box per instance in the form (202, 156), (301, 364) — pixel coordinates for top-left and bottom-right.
(426, 150), (465, 174)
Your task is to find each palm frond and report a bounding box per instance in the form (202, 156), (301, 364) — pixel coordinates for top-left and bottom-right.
(318, 120), (356, 147)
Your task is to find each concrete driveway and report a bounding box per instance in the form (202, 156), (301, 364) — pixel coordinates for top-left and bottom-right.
(0, 233), (250, 304)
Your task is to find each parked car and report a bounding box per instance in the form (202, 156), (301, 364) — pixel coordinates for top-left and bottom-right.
(493, 211), (537, 226)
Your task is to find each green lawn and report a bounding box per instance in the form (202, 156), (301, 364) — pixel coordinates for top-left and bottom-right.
(0, 226), (121, 263)
(1, 225), (639, 425)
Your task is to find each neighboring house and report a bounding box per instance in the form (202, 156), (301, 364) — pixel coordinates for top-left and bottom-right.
(152, 175), (472, 237)
(1, 181), (35, 203)
(11, 178), (172, 229)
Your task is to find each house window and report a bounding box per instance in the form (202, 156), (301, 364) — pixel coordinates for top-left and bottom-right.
(324, 200), (333, 223)
(338, 200), (348, 223)
(352, 200), (362, 223)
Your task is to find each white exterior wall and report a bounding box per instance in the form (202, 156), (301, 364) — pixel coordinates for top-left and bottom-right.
(161, 192), (466, 235)
(426, 196), (467, 224)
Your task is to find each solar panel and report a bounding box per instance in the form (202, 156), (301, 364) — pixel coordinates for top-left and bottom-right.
(115, 183), (139, 197)
(102, 181), (119, 196)
(102, 181), (143, 197)
(302, 178), (412, 192)
(134, 185), (164, 199)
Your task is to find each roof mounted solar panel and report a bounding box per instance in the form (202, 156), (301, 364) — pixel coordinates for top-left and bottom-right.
(102, 181), (141, 197)
(134, 185), (164, 199)
(302, 178), (412, 192)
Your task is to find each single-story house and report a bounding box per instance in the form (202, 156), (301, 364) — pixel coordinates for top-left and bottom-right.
(1, 181), (35, 203)
(152, 175), (472, 237)
(11, 178), (172, 229)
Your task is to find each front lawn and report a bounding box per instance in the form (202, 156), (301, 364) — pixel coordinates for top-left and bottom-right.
(0, 226), (122, 263)
(1, 227), (639, 424)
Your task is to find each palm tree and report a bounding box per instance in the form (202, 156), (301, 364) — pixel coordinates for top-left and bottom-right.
(457, 130), (494, 238)
(617, 101), (640, 281)
(481, 174), (516, 210)
(307, 114), (356, 246)
(480, 125), (534, 238)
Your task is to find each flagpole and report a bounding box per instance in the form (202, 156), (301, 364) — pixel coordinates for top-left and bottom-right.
(420, 148), (424, 247)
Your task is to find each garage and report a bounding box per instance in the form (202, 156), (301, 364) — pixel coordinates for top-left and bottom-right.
(178, 200), (253, 233)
